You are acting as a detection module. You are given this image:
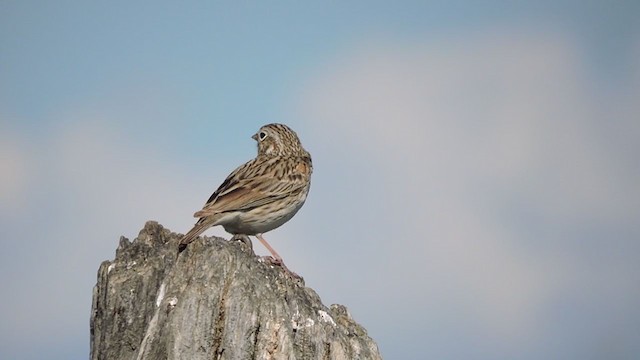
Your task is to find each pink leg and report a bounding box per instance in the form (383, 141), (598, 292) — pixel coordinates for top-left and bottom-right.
(256, 234), (283, 264)
(255, 234), (301, 280)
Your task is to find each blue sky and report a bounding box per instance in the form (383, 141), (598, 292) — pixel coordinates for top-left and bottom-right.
(1, 1), (639, 359)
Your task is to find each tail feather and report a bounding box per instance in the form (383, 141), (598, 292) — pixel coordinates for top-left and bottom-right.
(179, 219), (213, 251)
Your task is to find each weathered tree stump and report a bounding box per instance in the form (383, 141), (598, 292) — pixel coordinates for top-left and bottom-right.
(90, 221), (382, 360)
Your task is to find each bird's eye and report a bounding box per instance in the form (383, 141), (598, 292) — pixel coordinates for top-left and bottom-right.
(259, 131), (267, 141)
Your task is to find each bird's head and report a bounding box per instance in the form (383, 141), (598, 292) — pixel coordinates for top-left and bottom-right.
(252, 123), (307, 157)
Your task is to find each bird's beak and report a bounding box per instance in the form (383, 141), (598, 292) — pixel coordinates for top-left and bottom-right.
(251, 133), (258, 141)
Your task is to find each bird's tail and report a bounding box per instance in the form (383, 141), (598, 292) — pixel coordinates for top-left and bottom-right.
(179, 219), (213, 252)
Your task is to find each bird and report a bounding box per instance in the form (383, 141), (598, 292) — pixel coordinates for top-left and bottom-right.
(179, 123), (312, 269)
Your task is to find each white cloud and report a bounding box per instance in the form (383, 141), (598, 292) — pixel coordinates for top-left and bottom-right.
(0, 118), (226, 355)
(295, 29), (640, 356)
(0, 125), (31, 212)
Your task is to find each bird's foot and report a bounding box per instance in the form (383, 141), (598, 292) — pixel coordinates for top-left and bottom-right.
(261, 255), (282, 266)
(261, 256), (303, 282)
(230, 234), (253, 251)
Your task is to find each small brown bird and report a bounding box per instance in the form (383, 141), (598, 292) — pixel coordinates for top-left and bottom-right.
(180, 123), (312, 268)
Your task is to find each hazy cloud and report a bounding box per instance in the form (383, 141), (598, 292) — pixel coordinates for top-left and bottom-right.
(0, 117), (215, 359)
(295, 30), (640, 358)
(0, 124), (31, 212)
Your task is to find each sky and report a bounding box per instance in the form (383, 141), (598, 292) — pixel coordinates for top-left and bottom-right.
(1, 1), (639, 359)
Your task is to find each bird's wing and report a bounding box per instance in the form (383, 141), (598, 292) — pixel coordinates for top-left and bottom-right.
(194, 157), (308, 218)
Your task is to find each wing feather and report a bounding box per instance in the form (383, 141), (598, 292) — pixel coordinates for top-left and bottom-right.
(194, 156), (309, 218)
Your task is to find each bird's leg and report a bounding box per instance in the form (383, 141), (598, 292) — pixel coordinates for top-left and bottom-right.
(255, 234), (283, 264)
(230, 234), (253, 251)
(255, 234), (302, 280)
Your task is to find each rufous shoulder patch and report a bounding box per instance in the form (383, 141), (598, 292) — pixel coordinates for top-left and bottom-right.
(295, 162), (309, 176)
